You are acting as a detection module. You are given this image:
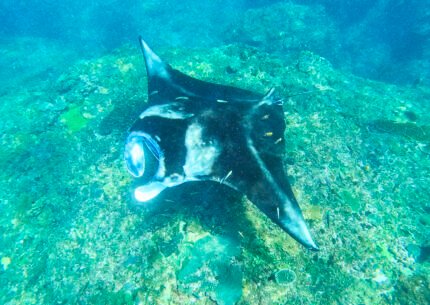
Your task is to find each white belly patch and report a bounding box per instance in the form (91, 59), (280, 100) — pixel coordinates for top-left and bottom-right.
(183, 123), (220, 177)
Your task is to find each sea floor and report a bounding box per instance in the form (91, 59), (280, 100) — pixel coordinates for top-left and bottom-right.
(0, 36), (429, 304)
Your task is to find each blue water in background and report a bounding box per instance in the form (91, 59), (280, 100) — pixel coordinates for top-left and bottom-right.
(1, 0), (429, 84)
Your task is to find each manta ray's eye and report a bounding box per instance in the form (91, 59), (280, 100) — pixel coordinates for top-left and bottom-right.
(124, 131), (162, 179)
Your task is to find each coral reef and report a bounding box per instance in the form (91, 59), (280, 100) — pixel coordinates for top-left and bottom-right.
(0, 37), (429, 304)
(227, 2), (340, 63)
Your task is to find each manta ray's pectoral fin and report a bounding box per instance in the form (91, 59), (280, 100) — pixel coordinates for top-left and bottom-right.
(246, 180), (318, 251)
(240, 98), (318, 250)
(220, 137), (318, 250)
(139, 36), (264, 104)
(242, 142), (319, 250)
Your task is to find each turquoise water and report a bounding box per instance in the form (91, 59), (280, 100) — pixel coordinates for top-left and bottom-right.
(1, 1), (429, 304)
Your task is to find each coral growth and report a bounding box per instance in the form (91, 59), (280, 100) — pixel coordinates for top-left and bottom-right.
(0, 37), (429, 304)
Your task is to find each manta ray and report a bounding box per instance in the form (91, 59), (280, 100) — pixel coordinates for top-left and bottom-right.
(124, 37), (318, 250)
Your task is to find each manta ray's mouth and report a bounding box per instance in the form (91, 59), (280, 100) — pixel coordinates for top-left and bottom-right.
(124, 37), (318, 251)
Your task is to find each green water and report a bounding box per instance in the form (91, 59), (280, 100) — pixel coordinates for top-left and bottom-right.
(0, 35), (429, 304)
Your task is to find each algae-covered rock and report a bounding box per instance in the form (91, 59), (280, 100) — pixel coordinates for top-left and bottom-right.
(304, 205), (324, 221)
(177, 234), (242, 305)
(367, 119), (430, 142)
(228, 2), (340, 61)
(339, 190), (362, 213)
(1, 32), (430, 305)
(273, 268), (296, 285)
(59, 105), (89, 132)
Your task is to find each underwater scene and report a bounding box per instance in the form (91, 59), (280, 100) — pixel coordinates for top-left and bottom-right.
(1, 0), (429, 304)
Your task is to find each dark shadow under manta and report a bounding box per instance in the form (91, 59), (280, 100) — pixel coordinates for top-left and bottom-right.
(123, 37), (318, 251)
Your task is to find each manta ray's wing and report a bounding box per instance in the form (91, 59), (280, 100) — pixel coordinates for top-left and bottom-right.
(243, 98), (318, 250)
(139, 37), (262, 105)
(128, 37), (318, 250)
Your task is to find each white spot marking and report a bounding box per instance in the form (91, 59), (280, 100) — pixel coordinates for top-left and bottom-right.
(175, 96), (190, 100)
(139, 103), (194, 119)
(220, 170), (233, 184)
(134, 182), (166, 202)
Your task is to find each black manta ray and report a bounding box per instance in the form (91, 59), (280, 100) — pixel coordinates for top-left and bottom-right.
(124, 37), (318, 250)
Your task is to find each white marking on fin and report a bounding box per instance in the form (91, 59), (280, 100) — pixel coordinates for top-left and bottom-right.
(134, 173), (187, 202)
(139, 103), (194, 119)
(216, 99), (229, 103)
(149, 90), (159, 96)
(264, 88), (276, 99)
(175, 96), (190, 101)
(134, 182), (166, 202)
